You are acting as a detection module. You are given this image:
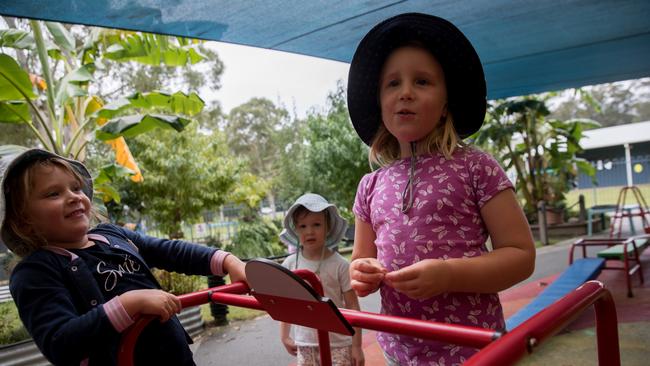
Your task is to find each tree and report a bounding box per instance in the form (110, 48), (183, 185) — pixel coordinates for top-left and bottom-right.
(112, 124), (243, 237)
(549, 77), (650, 127)
(0, 18), (208, 202)
(223, 97), (291, 211)
(475, 96), (598, 220)
(276, 82), (369, 218)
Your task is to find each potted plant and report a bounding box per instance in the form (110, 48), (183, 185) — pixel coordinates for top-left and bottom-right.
(475, 96), (598, 224)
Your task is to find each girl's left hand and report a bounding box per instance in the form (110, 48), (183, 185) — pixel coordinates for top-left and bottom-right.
(351, 345), (365, 366)
(383, 259), (451, 300)
(223, 254), (247, 283)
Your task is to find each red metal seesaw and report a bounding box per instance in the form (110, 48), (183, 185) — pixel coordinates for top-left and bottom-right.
(118, 259), (620, 366)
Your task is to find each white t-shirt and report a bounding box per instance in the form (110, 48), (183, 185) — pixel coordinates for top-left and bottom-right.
(281, 250), (353, 347)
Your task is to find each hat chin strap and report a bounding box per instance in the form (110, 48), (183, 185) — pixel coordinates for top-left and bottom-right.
(295, 241), (327, 274)
(401, 141), (417, 213)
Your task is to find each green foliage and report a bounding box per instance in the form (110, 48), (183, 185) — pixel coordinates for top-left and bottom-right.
(0, 302), (30, 345)
(224, 97), (290, 176)
(153, 269), (204, 296)
(224, 97), (292, 212)
(111, 124), (242, 237)
(0, 20), (206, 155)
(276, 82), (369, 218)
(475, 96), (599, 218)
(0, 18), (218, 209)
(226, 217), (285, 260)
(549, 78), (650, 127)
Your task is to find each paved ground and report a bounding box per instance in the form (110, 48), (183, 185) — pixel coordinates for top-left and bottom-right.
(191, 227), (649, 365)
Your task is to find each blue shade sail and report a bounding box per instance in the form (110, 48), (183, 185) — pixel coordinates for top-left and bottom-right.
(1, 0), (649, 98)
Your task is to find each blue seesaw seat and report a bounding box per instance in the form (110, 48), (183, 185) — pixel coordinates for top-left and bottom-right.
(505, 257), (606, 330)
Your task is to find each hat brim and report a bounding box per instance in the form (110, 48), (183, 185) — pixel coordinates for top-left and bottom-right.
(347, 13), (487, 145)
(0, 148), (93, 253)
(280, 194), (348, 249)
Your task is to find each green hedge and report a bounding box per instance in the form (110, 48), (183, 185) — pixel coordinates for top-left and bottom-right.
(0, 301), (29, 345)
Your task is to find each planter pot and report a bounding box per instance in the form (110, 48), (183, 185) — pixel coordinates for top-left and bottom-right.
(178, 305), (204, 339)
(207, 275), (229, 325)
(545, 208), (565, 225)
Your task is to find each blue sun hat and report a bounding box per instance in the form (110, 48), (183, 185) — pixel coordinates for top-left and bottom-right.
(279, 193), (348, 250)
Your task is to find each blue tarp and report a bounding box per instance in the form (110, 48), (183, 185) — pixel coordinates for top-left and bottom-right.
(1, 1), (649, 98)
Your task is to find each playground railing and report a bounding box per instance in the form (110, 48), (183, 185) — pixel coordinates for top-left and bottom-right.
(118, 273), (619, 366)
(465, 280), (618, 365)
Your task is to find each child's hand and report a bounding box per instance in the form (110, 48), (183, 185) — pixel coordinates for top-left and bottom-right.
(351, 344), (365, 366)
(349, 258), (387, 297)
(224, 254), (247, 283)
(119, 289), (181, 322)
(281, 336), (297, 356)
(383, 259), (451, 300)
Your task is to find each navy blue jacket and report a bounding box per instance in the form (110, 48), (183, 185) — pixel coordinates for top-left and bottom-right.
(9, 223), (218, 365)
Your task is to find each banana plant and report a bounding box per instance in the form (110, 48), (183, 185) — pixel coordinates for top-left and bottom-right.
(475, 97), (599, 218)
(0, 19), (205, 202)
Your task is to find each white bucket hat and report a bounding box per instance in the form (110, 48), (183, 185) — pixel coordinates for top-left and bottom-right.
(0, 146), (93, 254)
(279, 193), (348, 250)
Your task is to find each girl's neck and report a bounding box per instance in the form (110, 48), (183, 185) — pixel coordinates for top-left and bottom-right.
(399, 140), (419, 158)
(50, 235), (92, 250)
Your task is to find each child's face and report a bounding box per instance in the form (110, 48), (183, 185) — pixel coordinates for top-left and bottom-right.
(24, 164), (91, 247)
(294, 211), (327, 251)
(379, 46), (448, 146)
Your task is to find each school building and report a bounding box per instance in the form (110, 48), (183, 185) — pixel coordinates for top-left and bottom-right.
(569, 120), (650, 207)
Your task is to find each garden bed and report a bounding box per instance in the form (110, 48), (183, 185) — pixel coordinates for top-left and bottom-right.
(530, 217), (605, 240)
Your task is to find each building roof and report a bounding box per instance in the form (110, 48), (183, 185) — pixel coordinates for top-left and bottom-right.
(581, 121), (650, 150)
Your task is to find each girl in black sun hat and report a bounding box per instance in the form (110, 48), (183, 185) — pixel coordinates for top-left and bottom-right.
(347, 13), (535, 365)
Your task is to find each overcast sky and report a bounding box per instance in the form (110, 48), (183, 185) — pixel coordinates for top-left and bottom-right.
(206, 41), (350, 118)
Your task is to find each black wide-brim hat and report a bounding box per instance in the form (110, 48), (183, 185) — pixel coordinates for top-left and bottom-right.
(347, 13), (487, 145)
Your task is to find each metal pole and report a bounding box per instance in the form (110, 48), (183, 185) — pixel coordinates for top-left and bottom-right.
(624, 143), (633, 187)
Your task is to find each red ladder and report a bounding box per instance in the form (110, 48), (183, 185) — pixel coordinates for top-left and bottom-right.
(609, 186), (650, 238)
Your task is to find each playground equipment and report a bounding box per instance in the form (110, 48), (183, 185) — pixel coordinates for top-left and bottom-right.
(609, 186), (650, 238)
(570, 234), (649, 297)
(507, 187), (650, 342)
(118, 259), (620, 366)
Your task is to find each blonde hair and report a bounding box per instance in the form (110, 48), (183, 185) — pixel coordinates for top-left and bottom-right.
(3, 157), (88, 257)
(368, 113), (465, 168)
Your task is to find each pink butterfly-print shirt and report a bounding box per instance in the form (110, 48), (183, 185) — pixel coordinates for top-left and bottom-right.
(354, 147), (513, 365)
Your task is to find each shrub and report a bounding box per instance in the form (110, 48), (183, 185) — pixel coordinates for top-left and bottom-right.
(226, 217), (285, 260)
(153, 270), (205, 296)
(0, 302), (30, 345)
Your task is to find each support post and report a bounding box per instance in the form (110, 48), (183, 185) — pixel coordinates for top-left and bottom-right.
(579, 194), (587, 222)
(538, 201), (548, 246)
(624, 143), (633, 187)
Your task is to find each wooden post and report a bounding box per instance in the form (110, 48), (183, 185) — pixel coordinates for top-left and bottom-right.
(538, 200), (548, 246)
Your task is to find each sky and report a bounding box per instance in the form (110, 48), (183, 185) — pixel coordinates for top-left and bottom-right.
(206, 41), (351, 118)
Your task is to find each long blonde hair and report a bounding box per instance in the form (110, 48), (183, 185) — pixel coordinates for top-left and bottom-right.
(368, 113), (465, 168)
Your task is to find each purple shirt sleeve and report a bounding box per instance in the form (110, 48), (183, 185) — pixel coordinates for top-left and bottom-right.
(353, 173), (372, 222)
(469, 150), (514, 208)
